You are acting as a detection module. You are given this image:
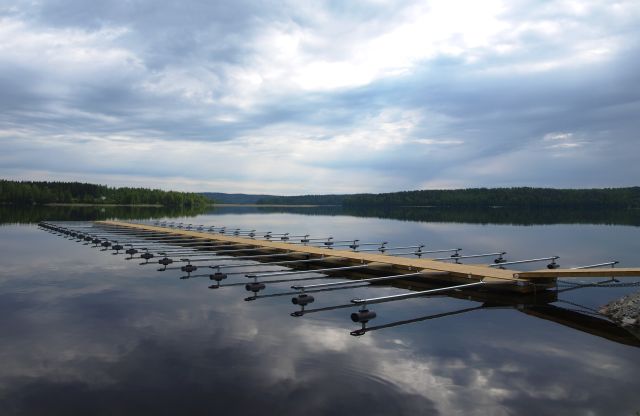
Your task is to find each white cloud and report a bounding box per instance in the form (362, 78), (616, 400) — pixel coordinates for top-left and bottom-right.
(0, 18), (140, 78)
(544, 132), (574, 141)
(547, 142), (582, 149)
(1, 0), (639, 192)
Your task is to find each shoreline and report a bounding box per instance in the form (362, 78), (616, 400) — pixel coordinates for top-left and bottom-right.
(213, 203), (336, 208)
(44, 203), (164, 207)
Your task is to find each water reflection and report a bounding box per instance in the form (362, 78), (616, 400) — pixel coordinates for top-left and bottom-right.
(216, 205), (640, 226)
(342, 286), (640, 347)
(41, 220), (640, 350)
(1, 213), (640, 415)
(0, 204), (208, 225)
(2, 204), (639, 226)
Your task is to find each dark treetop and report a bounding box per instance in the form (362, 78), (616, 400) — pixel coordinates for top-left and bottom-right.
(0, 180), (210, 207)
(257, 187), (640, 208)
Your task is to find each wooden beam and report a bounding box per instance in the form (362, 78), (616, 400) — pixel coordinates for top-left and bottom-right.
(514, 268), (640, 279)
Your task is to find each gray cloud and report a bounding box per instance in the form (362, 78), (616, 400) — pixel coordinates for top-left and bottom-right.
(1, 0), (639, 192)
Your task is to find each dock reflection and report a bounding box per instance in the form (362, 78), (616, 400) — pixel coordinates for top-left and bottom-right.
(286, 278), (640, 347)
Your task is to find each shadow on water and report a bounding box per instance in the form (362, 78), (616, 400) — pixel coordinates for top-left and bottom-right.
(278, 276), (640, 347)
(292, 277), (640, 349)
(215, 205), (640, 226)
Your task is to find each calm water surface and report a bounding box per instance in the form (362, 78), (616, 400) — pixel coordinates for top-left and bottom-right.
(1, 206), (639, 415)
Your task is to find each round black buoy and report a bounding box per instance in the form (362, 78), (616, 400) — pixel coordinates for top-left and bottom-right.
(140, 252), (154, 260)
(291, 294), (315, 306)
(125, 248), (138, 256)
(158, 257), (173, 266)
(245, 282), (266, 292)
(351, 309), (377, 323)
(209, 272), (228, 282)
(181, 264), (198, 273)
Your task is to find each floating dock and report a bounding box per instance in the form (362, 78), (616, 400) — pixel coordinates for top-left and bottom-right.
(98, 220), (640, 293)
(39, 220), (640, 344)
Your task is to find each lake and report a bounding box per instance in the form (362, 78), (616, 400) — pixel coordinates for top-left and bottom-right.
(1, 205), (639, 415)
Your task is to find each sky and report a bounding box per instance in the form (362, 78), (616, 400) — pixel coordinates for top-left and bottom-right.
(1, 0), (639, 194)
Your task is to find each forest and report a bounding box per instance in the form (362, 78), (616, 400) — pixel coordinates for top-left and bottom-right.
(0, 180), (210, 207)
(257, 187), (640, 208)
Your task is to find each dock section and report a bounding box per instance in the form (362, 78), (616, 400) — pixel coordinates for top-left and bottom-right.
(100, 220), (640, 291)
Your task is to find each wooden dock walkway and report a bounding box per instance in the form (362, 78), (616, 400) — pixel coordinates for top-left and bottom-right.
(101, 220), (640, 292)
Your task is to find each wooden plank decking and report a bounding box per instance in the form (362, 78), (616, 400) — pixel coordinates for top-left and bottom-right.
(515, 268), (640, 279)
(101, 221), (525, 284)
(100, 221), (640, 287)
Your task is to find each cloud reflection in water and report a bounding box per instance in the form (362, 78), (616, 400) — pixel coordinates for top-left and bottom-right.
(0, 220), (639, 415)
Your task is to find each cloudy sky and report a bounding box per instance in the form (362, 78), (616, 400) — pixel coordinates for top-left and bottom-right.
(1, 0), (639, 194)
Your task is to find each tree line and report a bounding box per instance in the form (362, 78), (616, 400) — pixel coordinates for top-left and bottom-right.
(256, 194), (347, 205)
(0, 180), (210, 207)
(257, 187), (640, 208)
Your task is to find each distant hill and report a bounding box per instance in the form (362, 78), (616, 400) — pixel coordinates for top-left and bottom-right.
(256, 194), (347, 205)
(201, 192), (278, 204)
(256, 187), (640, 208)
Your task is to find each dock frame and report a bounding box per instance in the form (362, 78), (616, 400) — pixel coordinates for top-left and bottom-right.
(100, 221), (640, 293)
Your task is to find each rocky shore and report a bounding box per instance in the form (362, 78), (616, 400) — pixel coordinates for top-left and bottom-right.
(600, 291), (640, 338)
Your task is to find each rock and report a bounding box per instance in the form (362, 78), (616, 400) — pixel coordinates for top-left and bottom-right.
(600, 291), (640, 328)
